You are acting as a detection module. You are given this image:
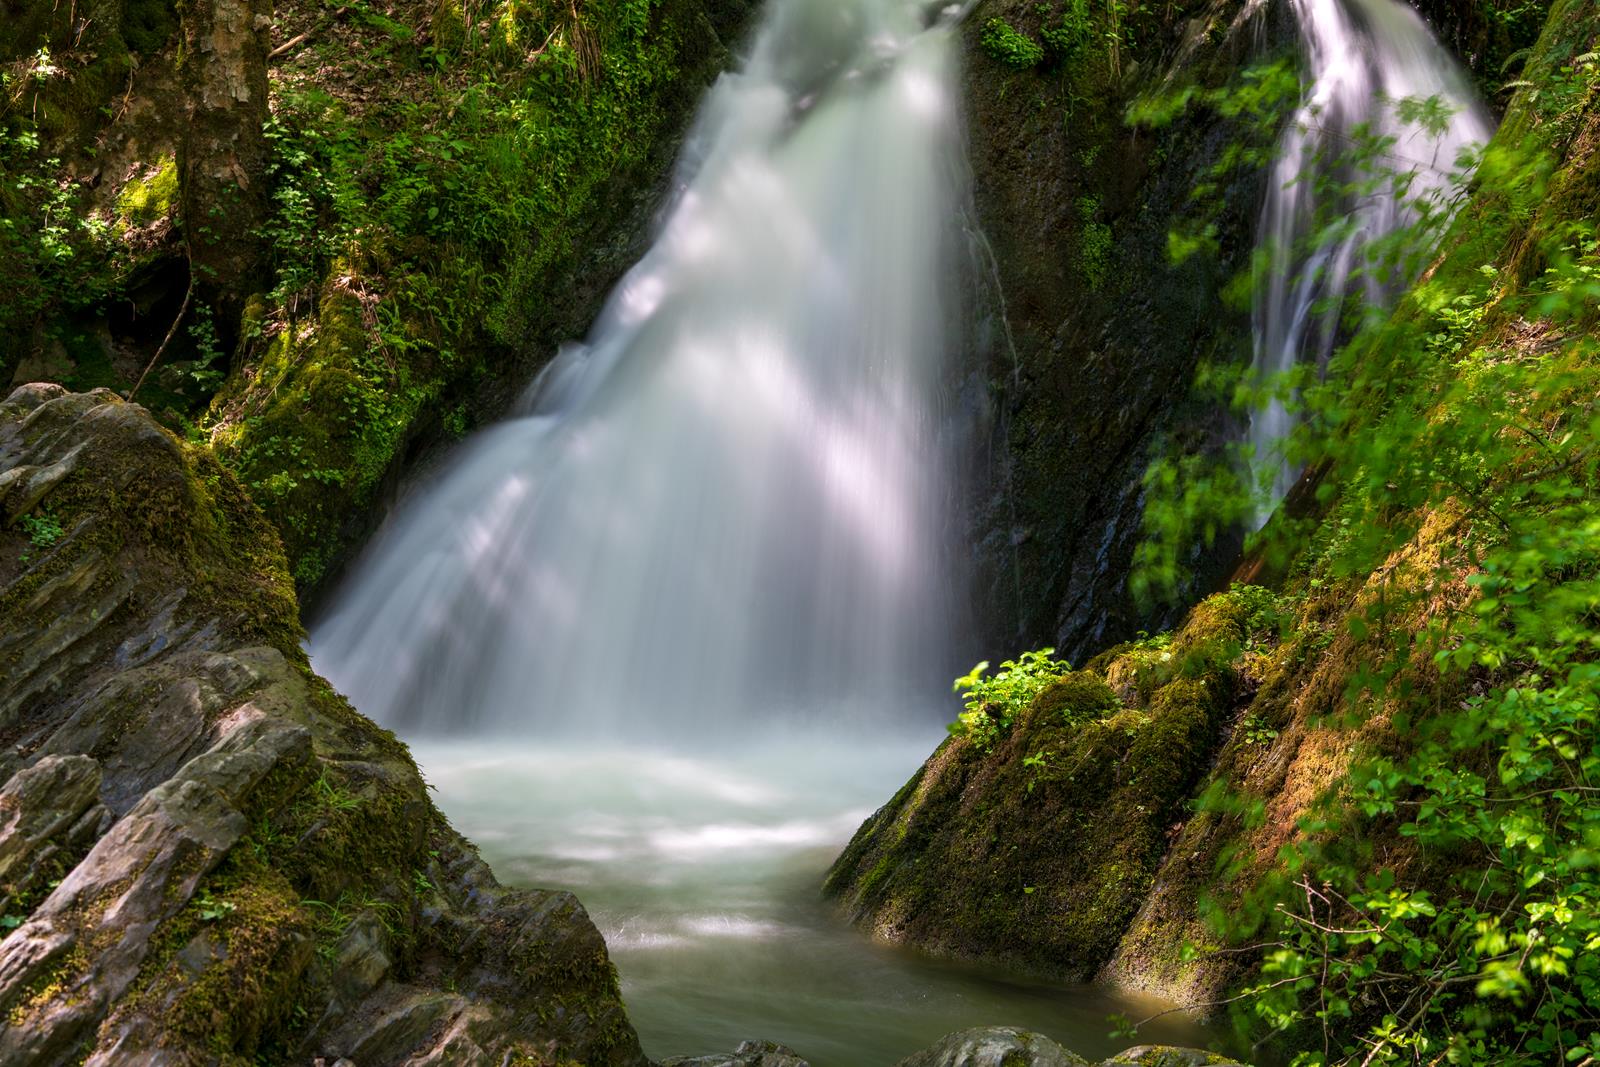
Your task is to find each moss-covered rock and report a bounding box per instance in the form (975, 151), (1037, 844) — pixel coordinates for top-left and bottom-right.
(825, 590), (1264, 981)
(0, 384), (646, 1066)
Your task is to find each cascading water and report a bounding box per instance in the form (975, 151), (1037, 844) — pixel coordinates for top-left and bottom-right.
(311, 0), (971, 738)
(1250, 0), (1493, 504)
(302, 2), (1214, 1060)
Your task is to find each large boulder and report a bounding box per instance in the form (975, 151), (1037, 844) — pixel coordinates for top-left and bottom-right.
(0, 384), (644, 1066)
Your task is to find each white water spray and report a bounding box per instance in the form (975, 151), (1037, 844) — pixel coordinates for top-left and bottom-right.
(1250, 0), (1492, 504)
(310, 0), (970, 738)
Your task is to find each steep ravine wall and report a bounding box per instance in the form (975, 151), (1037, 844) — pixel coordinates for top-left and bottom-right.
(830, 0), (1598, 1035)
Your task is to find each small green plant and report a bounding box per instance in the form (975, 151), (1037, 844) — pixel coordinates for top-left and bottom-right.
(949, 648), (1071, 751)
(18, 511), (63, 547)
(196, 890), (237, 923)
(309, 770), (361, 814)
(981, 18), (1045, 69)
(1022, 748), (1052, 793)
(1040, 0), (1091, 59)
(16, 510), (64, 563)
(1238, 713), (1279, 747)
(1228, 582), (1296, 646)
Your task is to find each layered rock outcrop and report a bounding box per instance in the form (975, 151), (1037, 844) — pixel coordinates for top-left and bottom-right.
(0, 384), (643, 1066)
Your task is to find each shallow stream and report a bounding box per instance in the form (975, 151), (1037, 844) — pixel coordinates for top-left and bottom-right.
(411, 733), (1211, 1066)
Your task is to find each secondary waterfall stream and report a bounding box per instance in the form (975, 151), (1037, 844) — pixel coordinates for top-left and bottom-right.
(1250, 0), (1492, 503)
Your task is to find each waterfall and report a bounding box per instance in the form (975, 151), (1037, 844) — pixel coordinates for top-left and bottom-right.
(309, 0), (970, 739)
(1250, 0), (1492, 504)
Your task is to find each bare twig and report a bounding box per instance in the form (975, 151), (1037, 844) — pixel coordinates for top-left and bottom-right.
(128, 268), (194, 405)
(268, 32), (314, 60)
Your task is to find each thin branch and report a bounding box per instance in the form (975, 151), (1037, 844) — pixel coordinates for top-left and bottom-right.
(128, 268), (194, 405)
(268, 32), (313, 61)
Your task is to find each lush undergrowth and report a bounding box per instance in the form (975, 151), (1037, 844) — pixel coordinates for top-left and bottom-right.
(1122, 3), (1600, 1062)
(939, 0), (1599, 1061)
(206, 0), (727, 587)
(2, 0), (744, 589)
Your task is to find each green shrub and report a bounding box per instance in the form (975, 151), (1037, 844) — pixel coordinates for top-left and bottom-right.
(949, 648), (1071, 751)
(980, 18), (1045, 69)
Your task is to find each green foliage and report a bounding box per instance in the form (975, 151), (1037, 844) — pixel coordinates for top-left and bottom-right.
(0, 52), (120, 363)
(1076, 195), (1112, 289)
(1229, 581), (1296, 645)
(981, 18), (1045, 69)
(1129, 25), (1600, 1062)
(195, 890), (238, 923)
(16, 509), (64, 563)
(1128, 58), (1299, 271)
(949, 648), (1072, 751)
(1237, 712), (1278, 747)
(211, 0), (701, 584)
(17, 510), (63, 548)
(1040, 0), (1092, 60)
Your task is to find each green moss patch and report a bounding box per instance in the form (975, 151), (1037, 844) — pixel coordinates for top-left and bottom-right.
(117, 157), (180, 228)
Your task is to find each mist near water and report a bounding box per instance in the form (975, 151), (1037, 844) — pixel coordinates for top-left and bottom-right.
(416, 739), (1211, 1064)
(310, 0), (973, 739)
(1250, 0), (1493, 504)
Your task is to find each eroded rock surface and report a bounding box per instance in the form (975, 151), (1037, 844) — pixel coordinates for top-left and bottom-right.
(0, 384), (643, 1067)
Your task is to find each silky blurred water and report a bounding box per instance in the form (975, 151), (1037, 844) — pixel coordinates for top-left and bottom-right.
(310, 0), (973, 739)
(413, 736), (1214, 1066)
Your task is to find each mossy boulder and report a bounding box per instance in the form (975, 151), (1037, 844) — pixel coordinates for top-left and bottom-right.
(825, 592), (1256, 980)
(0, 384), (646, 1066)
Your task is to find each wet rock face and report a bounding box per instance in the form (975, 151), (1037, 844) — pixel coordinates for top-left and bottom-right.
(958, 0), (1292, 661)
(0, 384), (644, 1067)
